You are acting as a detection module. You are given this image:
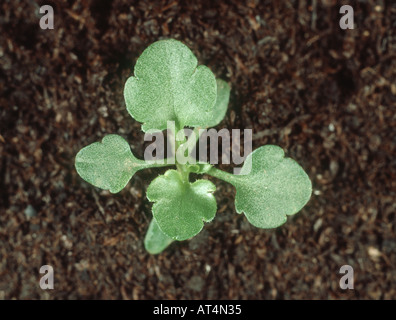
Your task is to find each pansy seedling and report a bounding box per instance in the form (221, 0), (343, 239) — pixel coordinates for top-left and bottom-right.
(75, 39), (312, 254)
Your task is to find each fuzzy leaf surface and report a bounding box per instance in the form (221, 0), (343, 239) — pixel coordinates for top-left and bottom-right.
(230, 145), (312, 228)
(206, 79), (230, 127)
(146, 169), (217, 240)
(75, 135), (147, 193)
(124, 39), (217, 132)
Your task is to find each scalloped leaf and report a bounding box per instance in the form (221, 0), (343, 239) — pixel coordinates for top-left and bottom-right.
(144, 219), (174, 254)
(75, 135), (148, 193)
(146, 169), (217, 240)
(206, 79), (230, 127)
(124, 39), (217, 132)
(230, 145), (312, 228)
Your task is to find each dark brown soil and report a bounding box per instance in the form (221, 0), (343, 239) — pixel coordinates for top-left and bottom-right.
(1, 0), (395, 299)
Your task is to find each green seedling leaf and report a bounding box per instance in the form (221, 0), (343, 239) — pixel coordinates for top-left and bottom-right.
(208, 145), (311, 229)
(75, 135), (149, 193)
(146, 169), (217, 240)
(144, 219), (174, 254)
(206, 79), (230, 127)
(235, 145), (311, 228)
(124, 39), (217, 132)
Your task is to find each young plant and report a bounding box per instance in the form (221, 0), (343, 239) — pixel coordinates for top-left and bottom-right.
(75, 39), (312, 254)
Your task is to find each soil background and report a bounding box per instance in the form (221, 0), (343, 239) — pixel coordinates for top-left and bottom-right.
(1, 0), (395, 299)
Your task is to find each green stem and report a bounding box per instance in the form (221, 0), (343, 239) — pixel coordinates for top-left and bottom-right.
(177, 162), (190, 183)
(206, 166), (238, 186)
(174, 126), (190, 183)
(173, 125), (207, 183)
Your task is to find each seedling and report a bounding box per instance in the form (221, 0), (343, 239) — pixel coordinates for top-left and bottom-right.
(75, 39), (312, 254)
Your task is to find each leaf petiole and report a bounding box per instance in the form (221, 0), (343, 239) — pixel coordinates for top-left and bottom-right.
(206, 166), (239, 185)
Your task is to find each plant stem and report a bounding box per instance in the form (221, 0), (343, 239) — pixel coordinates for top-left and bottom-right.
(176, 162), (190, 183)
(139, 157), (176, 169)
(206, 166), (238, 185)
(174, 125), (190, 183)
